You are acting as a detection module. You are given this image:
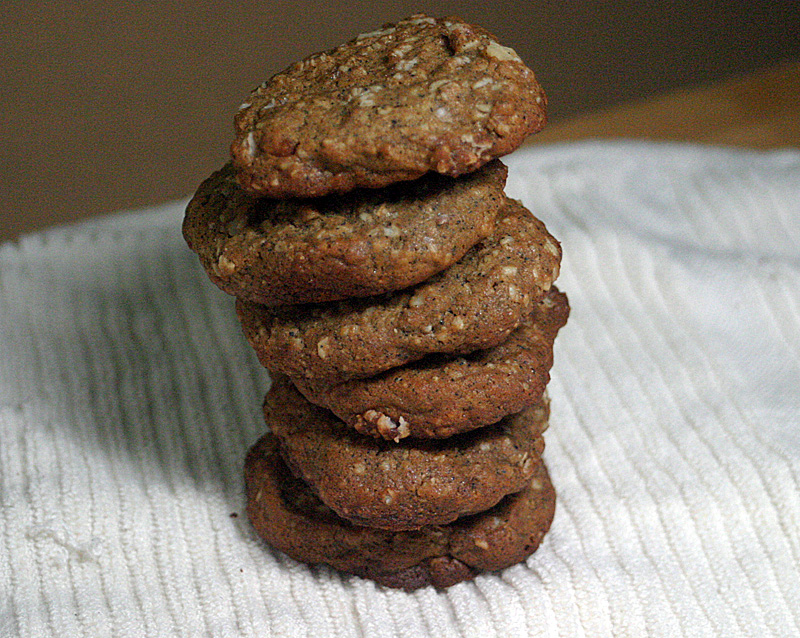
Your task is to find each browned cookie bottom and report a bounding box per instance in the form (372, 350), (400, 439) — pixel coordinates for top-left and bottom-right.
(245, 433), (556, 591)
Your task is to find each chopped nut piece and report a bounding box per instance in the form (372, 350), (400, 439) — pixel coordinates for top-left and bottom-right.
(217, 255), (237, 276)
(316, 337), (331, 359)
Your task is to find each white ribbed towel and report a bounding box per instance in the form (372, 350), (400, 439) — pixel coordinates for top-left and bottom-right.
(1, 141), (799, 638)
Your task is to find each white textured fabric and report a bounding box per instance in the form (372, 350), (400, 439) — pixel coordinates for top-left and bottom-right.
(1, 141), (799, 638)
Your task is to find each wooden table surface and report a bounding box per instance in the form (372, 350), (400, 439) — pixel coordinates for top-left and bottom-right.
(2, 61), (799, 243)
(527, 61), (800, 149)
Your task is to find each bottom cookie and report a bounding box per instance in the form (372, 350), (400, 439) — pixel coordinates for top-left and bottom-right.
(245, 433), (556, 591)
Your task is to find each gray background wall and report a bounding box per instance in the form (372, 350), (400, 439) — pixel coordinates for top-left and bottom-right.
(2, 0), (798, 240)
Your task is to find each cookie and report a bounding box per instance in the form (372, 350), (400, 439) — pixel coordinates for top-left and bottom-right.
(230, 14), (546, 198)
(183, 160), (506, 306)
(237, 198), (561, 382)
(266, 374), (549, 530)
(293, 287), (569, 440)
(245, 433), (556, 590)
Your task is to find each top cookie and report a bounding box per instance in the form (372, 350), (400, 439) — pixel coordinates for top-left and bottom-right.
(231, 14), (546, 198)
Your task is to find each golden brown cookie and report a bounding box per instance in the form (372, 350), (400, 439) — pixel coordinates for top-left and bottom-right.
(237, 198), (561, 381)
(245, 433), (556, 590)
(230, 14), (546, 198)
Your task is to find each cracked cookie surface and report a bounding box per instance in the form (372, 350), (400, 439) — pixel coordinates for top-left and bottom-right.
(231, 14), (546, 198)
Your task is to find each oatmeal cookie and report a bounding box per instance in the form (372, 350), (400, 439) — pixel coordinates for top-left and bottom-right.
(237, 198), (561, 381)
(293, 287), (569, 440)
(245, 433), (556, 590)
(266, 374), (549, 530)
(183, 160), (505, 305)
(231, 14), (546, 198)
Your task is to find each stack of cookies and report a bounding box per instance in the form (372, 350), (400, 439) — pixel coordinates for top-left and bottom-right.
(183, 14), (569, 591)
